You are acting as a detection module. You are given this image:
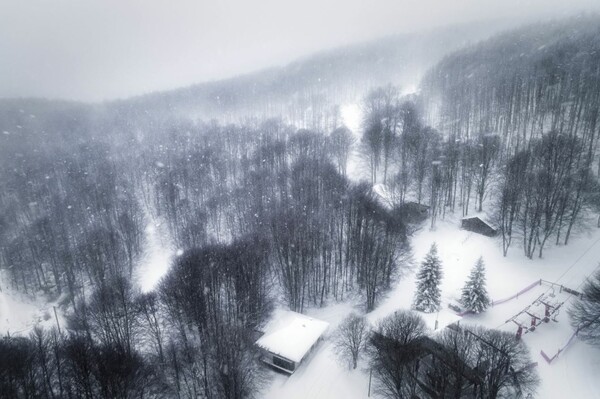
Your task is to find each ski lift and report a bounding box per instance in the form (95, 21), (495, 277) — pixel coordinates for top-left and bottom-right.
(539, 299), (556, 323)
(512, 319), (527, 340)
(525, 311), (540, 331)
(552, 306), (561, 322)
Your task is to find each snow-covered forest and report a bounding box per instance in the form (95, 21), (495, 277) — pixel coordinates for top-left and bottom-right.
(1, 6), (600, 399)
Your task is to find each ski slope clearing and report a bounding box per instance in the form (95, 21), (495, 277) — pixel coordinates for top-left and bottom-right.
(135, 221), (175, 293)
(262, 214), (600, 398)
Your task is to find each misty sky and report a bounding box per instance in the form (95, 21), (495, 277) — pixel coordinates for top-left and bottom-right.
(1, 0), (599, 102)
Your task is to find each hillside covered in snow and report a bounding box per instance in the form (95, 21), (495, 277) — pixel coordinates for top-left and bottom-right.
(2, 12), (600, 399)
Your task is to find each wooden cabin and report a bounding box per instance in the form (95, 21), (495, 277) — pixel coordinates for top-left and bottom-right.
(461, 216), (497, 237)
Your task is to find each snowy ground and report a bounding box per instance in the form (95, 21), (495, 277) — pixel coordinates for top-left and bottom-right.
(0, 270), (67, 337)
(261, 213), (600, 398)
(135, 220), (175, 293)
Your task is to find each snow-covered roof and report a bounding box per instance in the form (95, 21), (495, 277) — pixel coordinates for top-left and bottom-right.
(256, 311), (329, 363)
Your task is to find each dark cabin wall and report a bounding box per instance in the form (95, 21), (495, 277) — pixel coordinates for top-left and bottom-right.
(461, 217), (497, 237)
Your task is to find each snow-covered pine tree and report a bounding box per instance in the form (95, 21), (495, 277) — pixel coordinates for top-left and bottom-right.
(413, 243), (443, 313)
(461, 257), (490, 313)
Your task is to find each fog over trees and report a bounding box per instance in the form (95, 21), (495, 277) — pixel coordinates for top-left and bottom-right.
(1, 13), (600, 399)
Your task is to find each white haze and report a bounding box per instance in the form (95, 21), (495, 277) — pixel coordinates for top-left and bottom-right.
(1, 0), (599, 102)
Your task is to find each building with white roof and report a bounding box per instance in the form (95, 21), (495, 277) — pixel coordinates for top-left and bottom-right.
(255, 310), (329, 374)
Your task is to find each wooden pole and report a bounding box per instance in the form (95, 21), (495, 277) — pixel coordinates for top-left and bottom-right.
(53, 306), (61, 334)
(368, 368), (372, 397)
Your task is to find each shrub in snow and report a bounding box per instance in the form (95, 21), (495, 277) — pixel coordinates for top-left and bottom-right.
(460, 257), (490, 313)
(569, 269), (600, 347)
(333, 313), (369, 369)
(413, 243), (443, 313)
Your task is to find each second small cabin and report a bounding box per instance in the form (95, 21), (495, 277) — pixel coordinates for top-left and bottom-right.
(461, 216), (497, 237)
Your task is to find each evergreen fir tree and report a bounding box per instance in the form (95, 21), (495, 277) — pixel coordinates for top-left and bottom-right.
(413, 243), (443, 313)
(461, 257), (490, 313)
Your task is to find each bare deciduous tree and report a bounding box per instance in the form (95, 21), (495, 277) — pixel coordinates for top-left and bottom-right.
(569, 270), (600, 347)
(472, 327), (539, 398)
(368, 311), (427, 399)
(329, 126), (355, 177)
(333, 313), (370, 369)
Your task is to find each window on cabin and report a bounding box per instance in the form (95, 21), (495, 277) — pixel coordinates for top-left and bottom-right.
(273, 355), (294, 371)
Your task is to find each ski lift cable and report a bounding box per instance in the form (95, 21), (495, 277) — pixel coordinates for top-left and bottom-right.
(537, 235), (600, 301)
(551, 236), (600, 288)
(558, 261), (600, 309)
